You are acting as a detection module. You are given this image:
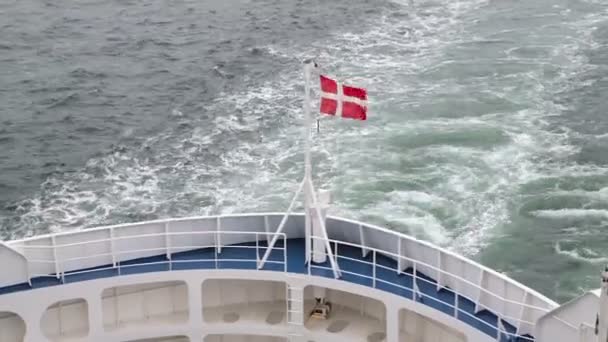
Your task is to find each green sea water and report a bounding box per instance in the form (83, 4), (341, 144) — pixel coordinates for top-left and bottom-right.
(1, 0), (608, 303)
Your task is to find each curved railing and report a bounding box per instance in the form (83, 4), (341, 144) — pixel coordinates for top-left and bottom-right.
(1, 213), (568, 340)
(308, 236), (578, 341)
(21, 231), (287, 282)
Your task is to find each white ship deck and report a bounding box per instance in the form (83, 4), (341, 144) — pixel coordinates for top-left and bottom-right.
(0, 213), (566, 342)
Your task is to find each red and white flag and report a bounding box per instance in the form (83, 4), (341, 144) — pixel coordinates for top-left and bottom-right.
(319, 75), (368, 121)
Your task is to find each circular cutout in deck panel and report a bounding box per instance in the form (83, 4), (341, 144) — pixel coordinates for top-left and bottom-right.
(222, 312), (240, 323)
(327, 320), (349, 333)
(368, 332), (386, 342)
(266, 311), (284, 325)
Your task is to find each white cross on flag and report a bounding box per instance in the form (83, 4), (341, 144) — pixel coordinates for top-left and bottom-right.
(319, 75), (368, 121)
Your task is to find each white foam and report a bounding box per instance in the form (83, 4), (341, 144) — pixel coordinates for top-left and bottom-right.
(365, 200), (450, 245)
(532, 209), (608, 220)
(390, 190), (449, 206)
(554, 242), (608, 263)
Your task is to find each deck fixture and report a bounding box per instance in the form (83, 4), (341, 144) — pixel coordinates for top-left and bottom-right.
(310, 298), (332, 320)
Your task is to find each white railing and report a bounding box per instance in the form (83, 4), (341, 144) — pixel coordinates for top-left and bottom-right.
(3, 213), (565, 338)
(20, 231), (287, 283)
(309, 236), (578, 342)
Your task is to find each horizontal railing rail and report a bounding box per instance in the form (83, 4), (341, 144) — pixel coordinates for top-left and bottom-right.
(22, 231), (287, 282)
(318, 236), (550, 315)
(18, 230), (278, 249)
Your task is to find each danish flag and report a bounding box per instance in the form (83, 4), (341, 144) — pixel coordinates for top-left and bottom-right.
(319, 75), (368, 120)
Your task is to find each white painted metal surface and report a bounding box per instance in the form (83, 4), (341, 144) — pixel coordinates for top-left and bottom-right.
(536, 291), (594, 341)
(0, 242), (29, 287)
(0, 268), (488, 342)
(0, 213), (581, 342)
(311, 190), (330, 264)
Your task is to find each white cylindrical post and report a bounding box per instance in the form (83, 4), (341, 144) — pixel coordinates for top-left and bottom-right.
(303, 61), (314, 264)
(311, 189), (330, 263)
(303, 62), (312, 189)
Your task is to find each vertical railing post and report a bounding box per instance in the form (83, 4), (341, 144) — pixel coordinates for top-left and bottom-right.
(397, 238), (402, 275)
(26, 261), (32, 286)
(358, 224), (367, 258)
(372, 250), (377, 288)
(412, 261), (417, 300)
(255, 232), (260, 268)
(308, 247), (312, 275)
(216, 216), (222, 254)
(111, 227), (121, 276)
(335, 240), (339, 267)
(283, 234), (287, 273)
(497, 319), (505, 342)
(455, 292), (460, 319)
(436, 250), (442, 291)
(334, 240), (338, 266)
(308, 236), (313, 275)
(214, 231), (219, 269)
(110, 227), (116, 267)
(50, 235), (60, 280)
(165, 222), (172, 271)
(263, 215), (270, 241)
(475, 270), (486, 312)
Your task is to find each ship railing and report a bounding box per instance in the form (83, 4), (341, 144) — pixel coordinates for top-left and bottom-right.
(21, 230), (287, 282)
(7, 213), (574, 337)
(18, 231), (575, 341)
(309, 235), (579, 342)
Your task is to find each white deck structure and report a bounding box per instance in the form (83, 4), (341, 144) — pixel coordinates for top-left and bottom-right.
(0, 213), (597, 342)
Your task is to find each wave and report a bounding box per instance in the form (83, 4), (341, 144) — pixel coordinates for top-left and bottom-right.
(532, 208), (608, 220)
(43, 93), (80, 109)
(69, 68), (108, 79)
(555, 241), (608, 263)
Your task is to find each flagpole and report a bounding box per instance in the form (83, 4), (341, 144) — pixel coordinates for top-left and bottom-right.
(303, 61), (313, 264)
(258, 60), (341, 277)
(259, 61), (364, 274)
(258, 60), (315, 269)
